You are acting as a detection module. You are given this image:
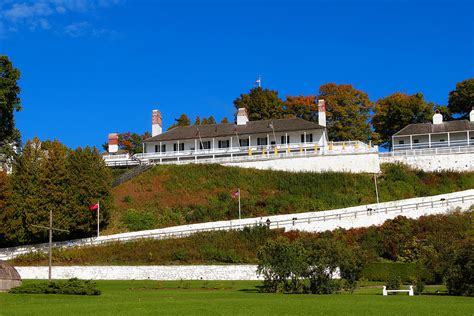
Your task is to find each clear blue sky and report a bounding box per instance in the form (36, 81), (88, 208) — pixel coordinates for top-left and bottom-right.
(1, 0), (473, 149)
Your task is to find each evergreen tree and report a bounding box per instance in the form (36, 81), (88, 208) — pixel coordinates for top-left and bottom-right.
(67, 146), (112, 238)
(194, 116), (201, 125)
(167, 114), (191, 130)
(4, 138), (46, 244)
(233, 87), (285, 121)
(206, 116), (216, 124)
(220, 117), (229, 124)
(0, 171), (11, 246)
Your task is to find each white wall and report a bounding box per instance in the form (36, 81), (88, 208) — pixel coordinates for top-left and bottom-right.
(16, 265), (262, 281)
(223, 152), (381, 173)
(381, 153), (474, 172)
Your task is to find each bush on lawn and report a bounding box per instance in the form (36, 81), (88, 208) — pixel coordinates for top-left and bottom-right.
(445, 243), (474, 296)
(360, 262), (432, 283)
(9, 278), (101, 295)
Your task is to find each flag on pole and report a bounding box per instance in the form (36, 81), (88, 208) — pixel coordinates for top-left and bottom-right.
(89, 203), (99, 211)
(232, 190), (239, 199)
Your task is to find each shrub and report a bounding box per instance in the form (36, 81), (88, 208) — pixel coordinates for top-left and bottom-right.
(9, 278), (100, 295)
(445, 243), (473, 296)
(415, 279), (425, 295)
(121, 209), (156, 232)
(361, 262), (431, 283)
(386, 275), (402, 290)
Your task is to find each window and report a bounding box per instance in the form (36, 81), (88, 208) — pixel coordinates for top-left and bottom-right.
(399, 140), (405, 145)
(440, 139), (445, 142)
(155, 145), (159, 152)
(413, 139), (419, 144)
(218, 140), (230, 148)
(301, 133), (314, 143)
(173, 143), (185, 151)
(200, 141), (211, 150)
(257, 137), (268, 146)
(161, 144), (166, 153)
(239, 139), (249, 147)
(281, 135), (290, 144)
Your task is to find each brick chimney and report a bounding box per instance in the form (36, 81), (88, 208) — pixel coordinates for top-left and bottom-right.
(318, 99), (326, 127)
(152, 109), (162, 137)
(432, 110), (443, 125)
(236, 108), (249, 125)
(108, 133), (118, 153)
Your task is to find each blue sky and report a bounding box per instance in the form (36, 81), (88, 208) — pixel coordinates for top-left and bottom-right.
(1, 0), (473, 149)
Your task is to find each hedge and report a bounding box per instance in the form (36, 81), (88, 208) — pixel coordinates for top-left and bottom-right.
(361, 262), (434, 283)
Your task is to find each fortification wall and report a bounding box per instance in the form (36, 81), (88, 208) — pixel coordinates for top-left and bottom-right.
(380, 153), (474, 172)
(223, 152), (381, 173)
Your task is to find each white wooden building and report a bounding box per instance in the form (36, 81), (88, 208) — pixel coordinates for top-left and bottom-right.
(392, 108), (474, 151)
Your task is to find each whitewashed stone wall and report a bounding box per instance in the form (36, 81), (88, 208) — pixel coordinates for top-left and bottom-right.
(16, 265), (262, 281)
(381, 153), (474, 172)
(223, 152), (381, 173)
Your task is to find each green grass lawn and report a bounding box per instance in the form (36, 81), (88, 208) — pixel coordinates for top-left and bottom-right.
(0, 280), (472, 316)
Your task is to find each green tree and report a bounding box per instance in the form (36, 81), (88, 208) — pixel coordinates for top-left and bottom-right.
(206, 116), (216, 125)
(0, 56), (22, 171)
(372, 92), (434, 148)
(194, 116), (201, 125)
(233, 87), (284, 121)
(318, 83), (374, 143)
(167, 114), (191, 130)
(220, 117), (229, 124)
(257, 237), (307, 293)
(445, 243), (473, 296)
(284, 95), (318, 121)
(66, 146), (113, 239)
(0, 171), (11, 246)
(3, 138), (46, 244)
(448, 78), (474, 119)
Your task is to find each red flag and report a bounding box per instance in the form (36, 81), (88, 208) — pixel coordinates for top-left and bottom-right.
(231, 190), (239, 199)
(89, 203), (99, 211)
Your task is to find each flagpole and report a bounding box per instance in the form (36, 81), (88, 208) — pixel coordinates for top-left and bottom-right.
(238, 188), (241, 229)
(97, 200), (100, 238)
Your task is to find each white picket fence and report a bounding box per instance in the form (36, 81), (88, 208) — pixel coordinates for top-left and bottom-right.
(1, 189), (473, 261)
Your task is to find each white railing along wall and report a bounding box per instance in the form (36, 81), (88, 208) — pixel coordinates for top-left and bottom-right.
(380, 145), (474, 158)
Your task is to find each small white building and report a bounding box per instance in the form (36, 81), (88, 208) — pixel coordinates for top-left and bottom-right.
(142, 101), (329, 157)
(392, 108), (474, 151)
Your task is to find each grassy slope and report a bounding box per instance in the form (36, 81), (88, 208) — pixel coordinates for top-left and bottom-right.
(1, 280), (472, 316)
(106, 163), (474, 234)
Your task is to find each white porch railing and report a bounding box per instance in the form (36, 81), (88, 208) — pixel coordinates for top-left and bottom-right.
(392, 139), (472, 151)
(380, 144), (474, 158)
(103, 141), (376, 167)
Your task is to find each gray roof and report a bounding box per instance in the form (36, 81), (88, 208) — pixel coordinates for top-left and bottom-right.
(393, 120), (474, 136)
(145, 118), (325, 142)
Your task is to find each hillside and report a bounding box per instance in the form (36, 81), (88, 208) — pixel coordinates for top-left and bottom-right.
(104, 163), (474, 234)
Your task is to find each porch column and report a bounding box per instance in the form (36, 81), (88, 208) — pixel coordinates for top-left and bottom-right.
(249, 135), (251, 148)
(468, 131), (470, 146)
(447, 132), (450, 147)
(195, 139), (197, 152)
(429, 134), (431, 148)
(267, 134), (270, 149)
(230, 136), (233, 149)
(159, 142), (162, 153)
(212, 138), (215, 151)
(285, 132), (288, 144)
(410, 135), (413, 150)
(304, 132), (306, 146)
(177, 140), (179, 153)
(392, 136), (394, 151)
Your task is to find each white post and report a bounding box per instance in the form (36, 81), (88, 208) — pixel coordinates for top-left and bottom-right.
(447, 132), (450, 147)
(410, 135), (413, 150)
(374, 174), (380, 205)
(467, 131), (470, 146)
(230, 136), (233, 150)
(383, 286), (387, 296)
(238, 188), (241, 229)
(212, 138), (215, 152)
(409, 286), (414, 296)
(429, 134), (431, 148)
(97, 201), (100, 238)
(195, 139), (197, 152)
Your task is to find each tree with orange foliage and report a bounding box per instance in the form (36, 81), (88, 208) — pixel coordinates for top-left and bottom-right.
(284, 95), (318, 122)
(318, 83), (374, 143)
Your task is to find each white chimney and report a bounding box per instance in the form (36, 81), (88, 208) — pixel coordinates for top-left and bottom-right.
(152, 109), (162, 137)
(318, 99), (326, 127)
(470, 107), (474, 122)
(236, 108), (249, 125)
(108, 133), (118, 153)
(432, 110), (443, 125)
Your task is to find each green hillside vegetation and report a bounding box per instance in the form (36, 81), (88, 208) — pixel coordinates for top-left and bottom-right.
(107, 163), (474, 234)
(12, 211), (472, 290)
